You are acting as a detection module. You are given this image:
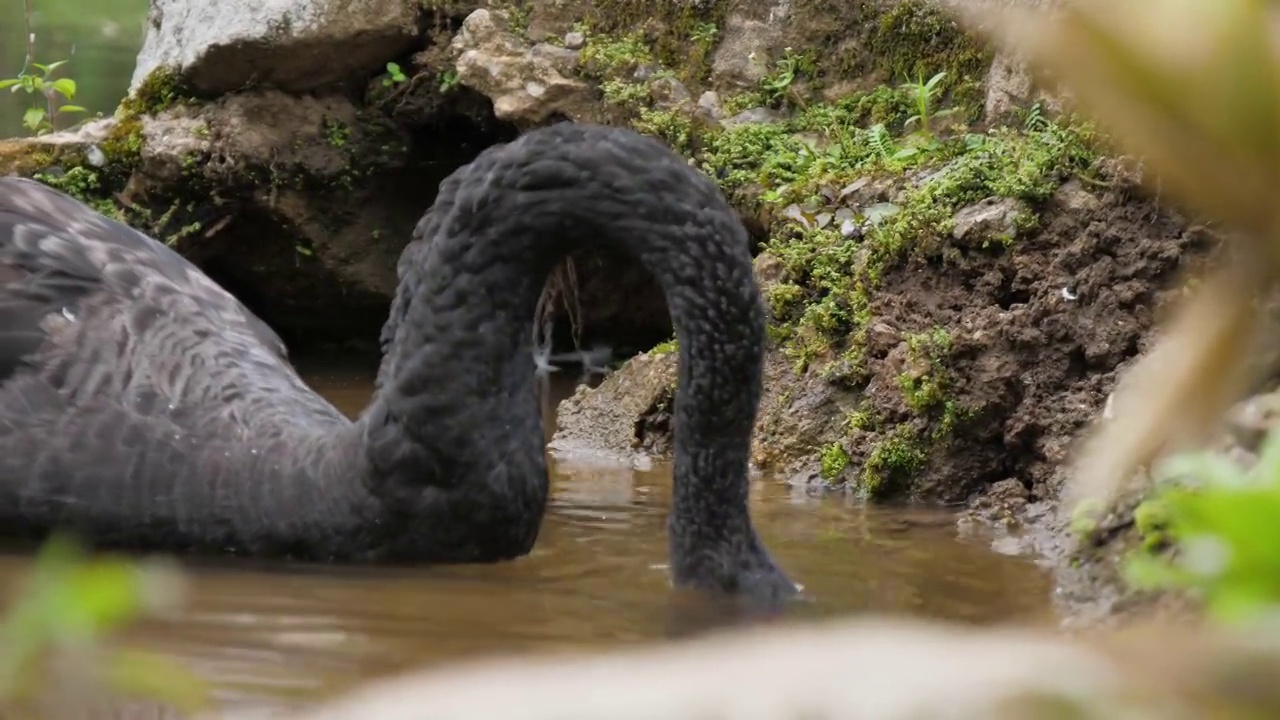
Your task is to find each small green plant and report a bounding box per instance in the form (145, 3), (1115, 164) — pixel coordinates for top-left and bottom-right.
(323, 117), (350, 148)
(1125, 427), (1280, 626)
(819, 442), (851, 480)
(3, 1), (87, 135)
(2, 59), (86, 135)
(900, 71), (955, 142)
(0, 536), (208, 713)
(438, 69), (460, 94)
(382, 61), (408, 86)
(689, 21), (718, 46)
(761, 48), (815, 105)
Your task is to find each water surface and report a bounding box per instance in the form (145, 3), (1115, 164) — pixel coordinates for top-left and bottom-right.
(0, 358), (1055, 713)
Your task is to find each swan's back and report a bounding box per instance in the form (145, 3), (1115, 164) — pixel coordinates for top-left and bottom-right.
(0, 177), (348, 449)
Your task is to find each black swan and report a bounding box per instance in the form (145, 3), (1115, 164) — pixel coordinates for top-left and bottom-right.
(0, 122), (797, 603)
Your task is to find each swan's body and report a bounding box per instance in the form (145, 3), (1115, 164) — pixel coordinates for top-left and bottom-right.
(0, 123), (795, 603)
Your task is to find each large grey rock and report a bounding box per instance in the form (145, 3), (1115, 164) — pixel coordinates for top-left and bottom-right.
(130, 0), (421, 95)
(450, 8), (594, 126)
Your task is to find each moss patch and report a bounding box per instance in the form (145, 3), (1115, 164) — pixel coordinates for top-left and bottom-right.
(578, 0), (729, 84)
(865, 0), (993, 121)
(568, 9), (1100, 500)
(860, 424), (927, 499)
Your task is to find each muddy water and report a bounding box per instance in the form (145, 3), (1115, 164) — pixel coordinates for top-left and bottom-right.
(0, 356), (1056, 713)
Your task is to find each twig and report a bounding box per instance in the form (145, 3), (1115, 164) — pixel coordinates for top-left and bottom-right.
(22, 0), (34, 75)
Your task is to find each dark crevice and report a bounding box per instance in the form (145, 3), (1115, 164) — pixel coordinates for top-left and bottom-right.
(181, 105), (675, 364)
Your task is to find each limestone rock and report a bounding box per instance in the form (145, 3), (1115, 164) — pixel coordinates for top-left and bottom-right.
(983, 53), (1035, 123)
(130, 0), (421, 95)
(951, 197), (1032, 246)
(136, 113), (215, 185)
(709, 13), (779, 89)
(450, 9), (594, 126)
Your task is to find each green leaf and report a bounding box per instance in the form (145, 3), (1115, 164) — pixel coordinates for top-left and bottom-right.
(40, 60), (69, 74)
(58, 105), (87, 114)
(51, 78), (76, 99)
(22, 106), (45, 131)
(0, 79), (19, 90)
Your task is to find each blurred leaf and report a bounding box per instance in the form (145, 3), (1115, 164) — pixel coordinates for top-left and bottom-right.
(50, 78), (76, 99)
(22, 106), (45, 131)
(105, 649), (211, 714)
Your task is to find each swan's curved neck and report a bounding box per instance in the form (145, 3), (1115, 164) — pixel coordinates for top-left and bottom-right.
(364, 124), (794, 599)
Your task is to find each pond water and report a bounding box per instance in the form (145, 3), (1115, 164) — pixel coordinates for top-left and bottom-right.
(0, 356), (1054, 714)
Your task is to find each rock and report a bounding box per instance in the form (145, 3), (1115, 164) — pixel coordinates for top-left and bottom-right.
(135, 113), (215, 185)
(753, 252), (785, 286)
(130, 0), (421, 95)
(951, 197), (1032, 246)
(1225, 392), (1280, 455)
(1053, 179), (1100, 214)
(563, 31), (586, 50)
(528, 43), (582, 76)
(551, 352), (679, 458)
(722, 107), (787, 129)
(450, 9), (594, 126)
(709, 14), (779, 89)
(695, 91), (724, 123)
(983, 52), (1035, 124)
(650, 76), (693, 112)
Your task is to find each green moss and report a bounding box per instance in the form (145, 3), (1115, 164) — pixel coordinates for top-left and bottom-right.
(632, 109), (693, 154)
(819, 442), (850, 480)
(701, 101), (1097, 376)
(649, 337), (679, 356)
(99, 116), (145, 169)
(865, 0), (993, 122)
(118, 66), (191, 118)
(1134, 498), (1173, 552)
(860, 425), (926, 499)
(323, 117), (351, 148)
(578, 0), (729, 83)
(846, 406), (878, 432)
(580, 30), (656, 78)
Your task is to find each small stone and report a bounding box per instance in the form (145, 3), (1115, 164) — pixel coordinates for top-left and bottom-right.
(1052, 179), (1100, 214)
(721, 107), (786, 128)
(563, 31), (585, 50)
(696, 91), (723, 121)
(951, 197), (1032, 247)
(649, 76), (692, 111)
(1226, 392), (1280, 454)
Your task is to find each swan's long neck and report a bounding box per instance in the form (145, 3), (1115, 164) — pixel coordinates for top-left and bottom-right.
(363, 124), (793, 599)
